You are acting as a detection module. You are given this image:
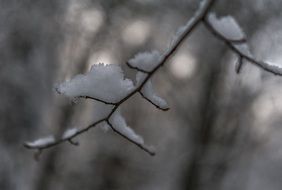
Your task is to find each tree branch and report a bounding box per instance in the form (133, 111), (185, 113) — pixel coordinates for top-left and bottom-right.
(228, 38), (247, 44)
(78, 96), (117, 105)
(139, 91), (169, 111)
(23, 119), (106, 150)
(106, 120), (155, 156)
(126, 61), (150, 73)
(24, 0), (216, 156)
(236, 55), (243, 74)
(203, 18), (282, 76)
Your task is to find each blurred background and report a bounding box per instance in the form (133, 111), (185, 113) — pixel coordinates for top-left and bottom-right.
(1, 0), (282, 189)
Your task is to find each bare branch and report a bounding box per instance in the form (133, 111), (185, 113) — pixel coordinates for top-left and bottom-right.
(235, 55), (243, 74)
(203, 18), (282, 76)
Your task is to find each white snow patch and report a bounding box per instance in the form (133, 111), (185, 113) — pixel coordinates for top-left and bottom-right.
(25, 136), (55, 148)
(63, 128), (78, 139)
(233, 43), (252, 57)
(136, 72), (148, 86)
(208, 13), (245, 41)
(169, 17), (196, 50)
(173, 25), (187, 41)
(168, 0), (209, 51)
(135, 72), (168, 109)
(208, 13), (254, 71)
(128, 50), (162, 72)
(141, 80), (169, 110)
(57, 63), (134, 103)
(110, 109), (144, 145)
(263, 61), (282, 74)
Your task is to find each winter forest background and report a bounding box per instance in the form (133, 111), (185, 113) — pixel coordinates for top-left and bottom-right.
(1, 0), (282, 189)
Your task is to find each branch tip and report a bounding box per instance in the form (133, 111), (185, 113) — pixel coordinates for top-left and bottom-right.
(139, 91), (169, 111)
(68, 139), (79, 146)
(23, 142), (30, 149)
(106, 120), (155, 156)
(236, 56), (243, 74)
(34, 149), (42, 161)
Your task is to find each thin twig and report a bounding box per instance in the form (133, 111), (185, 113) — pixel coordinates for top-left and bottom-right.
(68, 139), (79, 146)
(126, 62), (150, 73)
(106, 120), (155, 156)
(203, 18), (282, 76)
(235, 55), (243, 74)
(78, 96), (116, 105)
(139, 91), (169, 111)
(24, 119), (106, 149)
(228, 38), (247, 44)
(24, 0), (216, 155)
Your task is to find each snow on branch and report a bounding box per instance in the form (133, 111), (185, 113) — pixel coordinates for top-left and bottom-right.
(56, 63), (135, 103)
(207, 13), (246, 42)
(24, 136), (56, 149)
(108, 109), (155, 155)
(127, 51), (162, 73)
(206, 13), (251, 73)
(109, 110), (144, 145)
(203, 13), (282, 75)
(23, 0), (217, 156)
(136, 72), (169, 111)
(24, 128), (80, 149)
(24, 0), (282, 158)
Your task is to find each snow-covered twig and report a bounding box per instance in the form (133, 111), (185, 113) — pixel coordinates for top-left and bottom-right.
(106, 120), (155, 156)
(78, 96), (116, 105)
(24, 119), (105, 149)
(26, 0), (282, 157)
(126, 61), (150, 73)
(24, 0), (216, 156)
(203, 18), (282, 75)
(139, 91), (169, 111)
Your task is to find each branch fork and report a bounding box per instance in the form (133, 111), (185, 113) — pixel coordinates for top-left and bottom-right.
(25, 0), (282, 158)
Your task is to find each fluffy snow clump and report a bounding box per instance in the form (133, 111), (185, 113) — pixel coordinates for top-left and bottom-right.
(109, 109), (144, 145)
(136, 72), (168, 110)
(208, 13), (245, 41)
(57, 63), (134, 103)
(128, 50), (162, 72)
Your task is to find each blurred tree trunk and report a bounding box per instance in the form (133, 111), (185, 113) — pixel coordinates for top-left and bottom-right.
(184, 49), (225, 190)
